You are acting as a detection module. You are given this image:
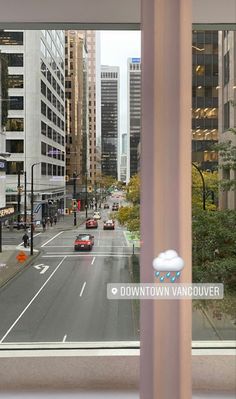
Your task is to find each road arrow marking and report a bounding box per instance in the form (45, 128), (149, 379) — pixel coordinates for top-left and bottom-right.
(34, 264), (50, 274)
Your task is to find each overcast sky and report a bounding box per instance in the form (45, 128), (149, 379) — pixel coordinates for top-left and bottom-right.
(100, 31), (141, 133)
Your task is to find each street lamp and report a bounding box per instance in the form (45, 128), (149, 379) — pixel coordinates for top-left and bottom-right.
(192, 162), (206, 210)
(30, 162), (40, 255)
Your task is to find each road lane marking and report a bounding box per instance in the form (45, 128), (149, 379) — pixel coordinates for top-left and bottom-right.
(0, 257), (66, 344)
(79, 282), (86, 297)
(91, 257), (95, 265)
(34, 264), (50, 274)
(63, 334), (67, 342)
(123, 231), (130, 247)
(41, 231), (64, 247)
(42, 254), (130, 258)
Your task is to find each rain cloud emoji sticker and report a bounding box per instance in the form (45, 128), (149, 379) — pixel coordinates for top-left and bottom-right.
(153, 250), (184, 283)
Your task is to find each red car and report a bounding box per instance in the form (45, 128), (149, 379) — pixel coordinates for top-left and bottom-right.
(74, 234), (94, 251)
(86, 218), (98, 229)
(103, 220), (115, 230)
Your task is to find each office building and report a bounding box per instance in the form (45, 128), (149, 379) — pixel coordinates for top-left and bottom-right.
(86, 31), (101, 186)
(192, 30), (218, 170)
(218, 30), (236, 210)
(65, 31), (86, 180)
(101, 65), (120, 179)
(0, 30), (66, 220)
(127, 58), (141, 181)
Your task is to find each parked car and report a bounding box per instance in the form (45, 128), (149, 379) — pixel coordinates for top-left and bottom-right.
(103, 220), (115, 230)
(93, 211), (101, 220)
(112, 203), (119, 211)
(104, 203), (109, 209)
(86, 218), (98, 229)
(74, 234), (94, 251)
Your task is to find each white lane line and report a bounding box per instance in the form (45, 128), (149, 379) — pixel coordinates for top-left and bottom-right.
(123, 231), (131, 247)
(79, 282), (86, 297)
(42, 254), (130, 258)
(63, 334), (67, 342)
(19, 232), (42, 246)
(0, 256), (66, 344)
(91, 257), (95, 265)
(41, 231), (64, 247)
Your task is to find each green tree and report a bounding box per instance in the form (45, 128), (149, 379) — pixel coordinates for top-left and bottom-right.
(126, 174), (140, 204)
(214, 132), (236, 192)
(114, 174), (140, 235)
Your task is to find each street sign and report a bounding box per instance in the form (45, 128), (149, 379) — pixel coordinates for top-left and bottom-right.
(16, 251), (28, 263)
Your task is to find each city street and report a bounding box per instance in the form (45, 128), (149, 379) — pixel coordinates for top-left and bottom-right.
(0, 199), (139, 343)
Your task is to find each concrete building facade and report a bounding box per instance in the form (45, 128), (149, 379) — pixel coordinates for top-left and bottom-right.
(101, 65), (120, 179)
(218, 30), (236, 210)
(0, 30), (66, 220)
(127, 58), (141, 182)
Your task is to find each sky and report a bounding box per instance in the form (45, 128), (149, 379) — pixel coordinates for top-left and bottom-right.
(100, 31), (141, 133)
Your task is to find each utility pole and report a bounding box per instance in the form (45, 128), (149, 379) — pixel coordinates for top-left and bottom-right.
(31, 163), (40, 255)
(85, 171), (88, 218)
(24, 171), (27, 229)
(73, 171), (77, 226)
(17, 170), (22, 230)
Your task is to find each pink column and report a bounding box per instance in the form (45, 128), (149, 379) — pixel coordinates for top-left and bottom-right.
(140, 0), (192, 398)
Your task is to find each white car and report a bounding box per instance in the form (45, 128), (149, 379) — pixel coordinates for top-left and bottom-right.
(93, 211), (101, 220)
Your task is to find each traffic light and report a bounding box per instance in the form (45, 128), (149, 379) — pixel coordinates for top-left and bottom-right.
(72, 199), (77, 210)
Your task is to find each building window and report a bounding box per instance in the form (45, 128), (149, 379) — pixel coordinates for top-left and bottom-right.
(8, 75), (24, 89)
(224, 101), (230, 131)
(6, 140), (24, 153)
(48, 163), (52, 175)
(41, 101), (47, 116)
(6, 53), (23, 67)
(41, 142), (47, 156)
(5, 118), (24, 131)
(224, 51), (230, 85)
(41, 80), (47, 96)
(9, 96), (24, 110)
(6, 161), (24, 174)
(0, 31), (23, 45)
(41, 162), (47, 175)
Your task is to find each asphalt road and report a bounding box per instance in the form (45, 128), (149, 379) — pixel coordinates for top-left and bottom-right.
(0, 200), (139, 343)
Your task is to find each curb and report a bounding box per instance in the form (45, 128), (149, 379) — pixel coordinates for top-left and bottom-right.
(0, 250), (41, 290)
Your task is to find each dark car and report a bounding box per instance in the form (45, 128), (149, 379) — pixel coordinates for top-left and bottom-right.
(112, 203), (119, 211)
(74, 234), (94, 251)
(103, 220), (115, 230)
(86, 218), (98, 229)
(104, 203), (109, 209)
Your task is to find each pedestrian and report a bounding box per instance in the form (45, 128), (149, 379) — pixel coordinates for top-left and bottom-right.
(22, 232), (29, 248)
(42, 220), (46, 232)
(54, 215), (57, 225)
(47, 217), (50, 227)
(50, 216), (53, 227)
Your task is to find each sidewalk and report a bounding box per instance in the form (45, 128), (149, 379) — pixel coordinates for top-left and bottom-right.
(34, 211), (92, 232)
(0, 211), (91, 288)
(0, 246), (39, 289)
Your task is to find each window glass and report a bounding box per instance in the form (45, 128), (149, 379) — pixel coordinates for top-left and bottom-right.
(5, 118), (24, 131)
(6, 139), (24, 153)
(8, 74), (24, 89)
(0, 31), (23, 45)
